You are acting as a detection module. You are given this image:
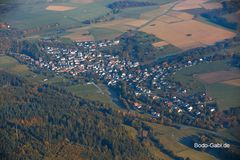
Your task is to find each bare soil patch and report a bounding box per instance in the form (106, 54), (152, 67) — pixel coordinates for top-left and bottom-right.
(197, 70), (240, 84)
(222, 79), (240, 87)
(46, 5), (76, 11)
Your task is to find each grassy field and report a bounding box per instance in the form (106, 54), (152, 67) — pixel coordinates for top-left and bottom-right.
(0, 55), (73, 85)
(0, 55), (33, 75)
(1, 0), (175, 30)
(67, 83), (117, 106)
(88, 27), (123, 41)
(206, 83), (240, 110)
(173, 60), (240, 110)
(1, 0), (111, 30)
(146, 122), (216, 160)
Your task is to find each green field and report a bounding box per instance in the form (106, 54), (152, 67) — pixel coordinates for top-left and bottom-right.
(146, 122), (216, 160)
(67, 83), (117, 106)
(88, 27), (123, 41)
(173, 60), (240, 110)
(0, 0), (111, 30)
(0, 55), (32, 75)
(1, 0), (175, 30)
(0, 55), (73, 85)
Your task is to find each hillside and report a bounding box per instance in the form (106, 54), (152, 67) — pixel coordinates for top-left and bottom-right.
(0, 71), (157, 160)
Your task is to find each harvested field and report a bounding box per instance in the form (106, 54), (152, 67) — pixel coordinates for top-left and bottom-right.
(173, 3), (202, 11)
(140, 18), (236, 50)
(152, 41), (169, 47)
(173, 0), (208, 11)
(86, 19), (136, 32)
(201, 2), (222, 10)
(167, 11), (194, 21)
(197, 70), (240, 84)
(46, 5), (76, 11)
(157, 15), (182, 23)
(125, 19), (148, 27)
(222, 79), (240, 87)
(70, 0), (94, 4)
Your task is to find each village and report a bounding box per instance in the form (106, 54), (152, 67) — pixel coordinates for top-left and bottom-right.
(12, 39), (221, 128)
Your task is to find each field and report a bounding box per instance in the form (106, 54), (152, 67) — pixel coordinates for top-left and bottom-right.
(0, 55), (32, 75)
(67, 83), (118, 107)
(201, 2), (223, 10)
(147, 122), (217, 160)
(197, 70), (240, 84)
(0, 0), (112, 30)
(223, 79), (240, 87)
(137, 0), (236, 50)
(46, 5), (76, 11)
(63, 18), (142, 41)
(63, 29), (94, 42)
(140, 13), (235, 50)
(173, 60), (240, 110)
(88, 27), (123, 41)
(2, 0), (235, 52)
(152, 41), (169, 48)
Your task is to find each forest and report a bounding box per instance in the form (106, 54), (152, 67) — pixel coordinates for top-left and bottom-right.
(0, 71), (158, 160)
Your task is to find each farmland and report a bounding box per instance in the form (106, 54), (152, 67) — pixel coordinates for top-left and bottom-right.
(173, 60), (240, 110)
(46, 5), (77, 11)
(148, 123), (217, 160)
(1, 0), (236, 52)
(139, 6), (236, 50)
(0, 0), (112, 30)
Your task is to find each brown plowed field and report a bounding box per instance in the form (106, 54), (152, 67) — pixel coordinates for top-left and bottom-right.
(223, 79), (240, 87)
